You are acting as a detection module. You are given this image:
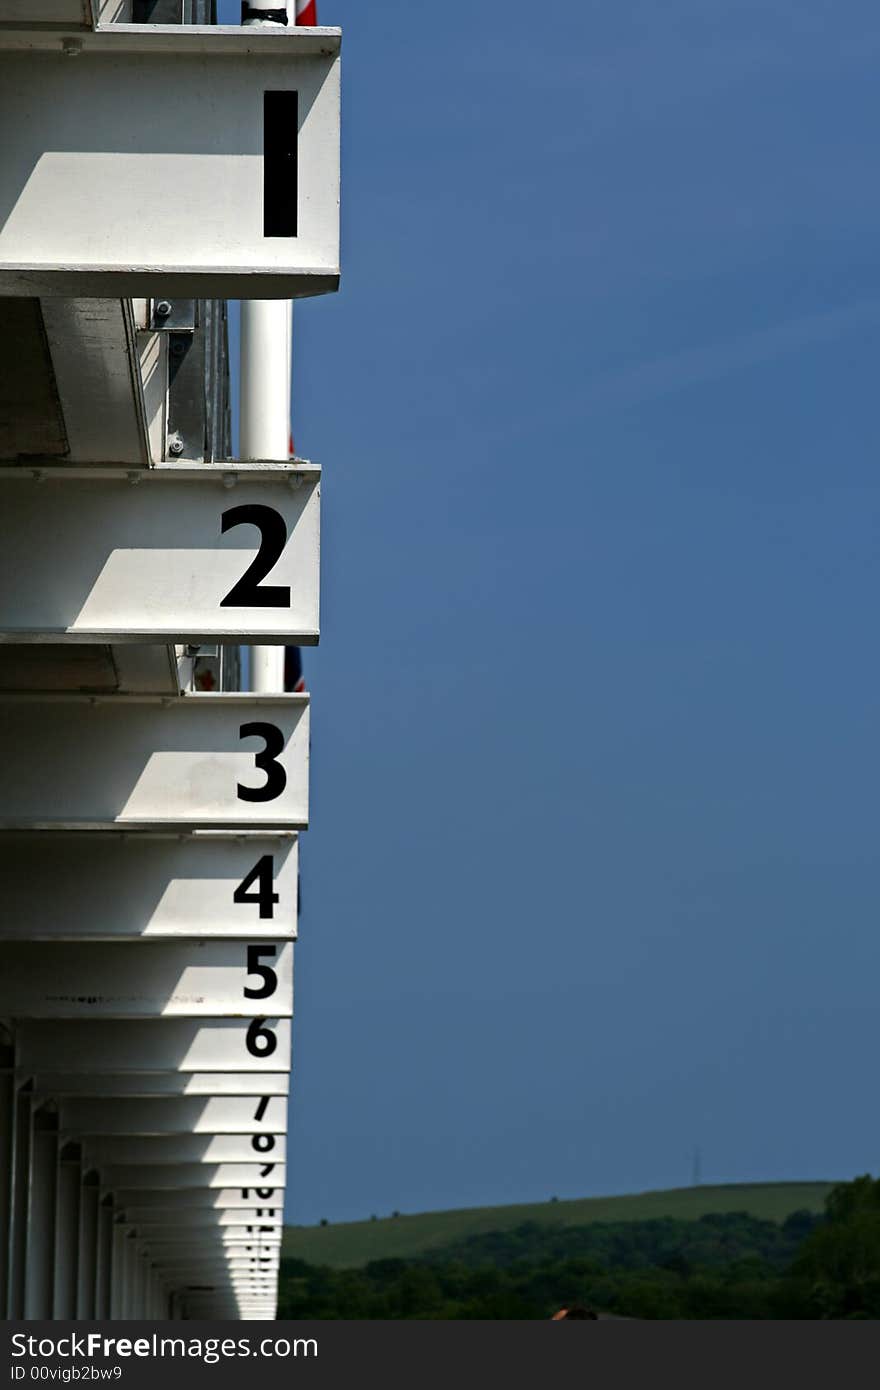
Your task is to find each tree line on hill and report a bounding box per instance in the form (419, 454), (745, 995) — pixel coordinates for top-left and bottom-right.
(276, 1174), (880, 1319)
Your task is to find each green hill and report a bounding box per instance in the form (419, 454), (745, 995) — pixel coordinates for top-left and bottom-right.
(282, 1182), (834, 1269)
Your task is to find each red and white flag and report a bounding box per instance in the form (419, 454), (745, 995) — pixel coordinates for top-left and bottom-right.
(295, 0), (317, 22)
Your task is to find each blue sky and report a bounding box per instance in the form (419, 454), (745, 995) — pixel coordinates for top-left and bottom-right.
(219, 0), (880, 1223)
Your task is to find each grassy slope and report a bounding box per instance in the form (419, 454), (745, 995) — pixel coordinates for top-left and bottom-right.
(282, 1182), (834, 1269)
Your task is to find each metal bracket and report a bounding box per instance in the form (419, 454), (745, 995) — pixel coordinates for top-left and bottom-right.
(150, 298), (196, 333)
(162, 302), (229, 462)
(166, 331), (203, 461)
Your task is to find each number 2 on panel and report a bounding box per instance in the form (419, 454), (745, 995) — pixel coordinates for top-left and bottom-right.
(220, 505), (290, 608)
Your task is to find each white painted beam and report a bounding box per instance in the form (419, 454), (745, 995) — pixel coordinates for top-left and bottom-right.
(0, 1068), (12, 1317)
(59, 1096), (287, 1135)
(0, 694), (309, 830)
(40, 300), (150, 466)
(0, 833), (298, 942)
(144, 1234), (282, 1251)
(126, 1211), (283, 1230)
(0, 466), (319, 644)
(0, 28), (341, 299)
(85, 1135), (287, 1164)
(52, 1144), (81, 1319)
(29, 1073), (291, 1098)
(0, 941), (293, 1018)
(113, 1189), (284, 1211)
(23, 1108), (58, 1319)
(16, 1019), (293, 1073)
(6, 1084), (32, 1319)
(99, 1163), (287, 1190)
(76, 1175), (100, 1320)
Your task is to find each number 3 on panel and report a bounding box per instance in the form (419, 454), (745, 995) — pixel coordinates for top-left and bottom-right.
(238, 723), (287, 803)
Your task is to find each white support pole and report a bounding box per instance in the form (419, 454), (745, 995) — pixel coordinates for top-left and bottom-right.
(7, 1084), (32, 1319)
(24, 1107), (58, 1319)
(0, 1055), (12, 1318)
(241, 299), (291, 695)
(95, 1198), (114, 1320)
(131, 1244), (147, 1320)
(241, 2), (290, 21)
(52, 1143), (81, 1319)
(110, 1223), (126, 1320)
(76, 1174), (99, 1320)
(122, 1233), (137, 1320)
(240, 2), (295, 699)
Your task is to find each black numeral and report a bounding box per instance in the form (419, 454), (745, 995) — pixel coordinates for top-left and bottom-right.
(244, 946), (278, 1001)
(253, 1134), (276, 1154)
(254, 1096), (271, 1122)
(234, 855), (279, 919)
(264, 91), (299, 238)
(246, 1018), (277, 1058)
(220, 505), (290, 608)
(238, 723), (287, 803)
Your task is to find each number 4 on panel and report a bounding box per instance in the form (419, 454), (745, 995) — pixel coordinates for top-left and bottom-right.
(234, 856), (280, 919)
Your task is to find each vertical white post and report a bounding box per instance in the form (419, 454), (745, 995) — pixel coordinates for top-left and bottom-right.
(7, 1084), (32, 1318)
(24, 1107), (58, 1319)
(241, 0), (295, 699)
(241, 297), (291, 694)
(0, 1046), (13, 1317)
(130, 1244), (146, 1320)
(110, 1222), (126, 1320)
(95, 1197), (114, 1320)
(241, 2), (290, 21)
(52, 1142), (81, 1318)
(121, 1232), (137, 1320)
(76, 1173), (99, 1320)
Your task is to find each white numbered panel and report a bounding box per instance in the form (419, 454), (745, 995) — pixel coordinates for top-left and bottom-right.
(0, 695), (308, 829)
(136, 1236), (284, 1258)
(16, 1019), (293, 1073)
(100, 1165), (287, 1190)
(0, 26), (341, 298)
(0, 941), (293, 1018)
(0, 466), (320, 644)
(113, 1190), (284, 1212)
(0, 833), (298, 941)
(27, 1073), (290, 1098)
(157, 1260), (281, 1275)
(84, 1135), (287, 1164)
(124, 1210), (283, 1230)
(59, 1096), (287, 1135)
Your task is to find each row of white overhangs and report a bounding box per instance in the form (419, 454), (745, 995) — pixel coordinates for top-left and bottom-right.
(0, 2), (342, 1320)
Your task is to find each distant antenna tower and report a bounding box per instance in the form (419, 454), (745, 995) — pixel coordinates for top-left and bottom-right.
(692, 1146), (702, 1187)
